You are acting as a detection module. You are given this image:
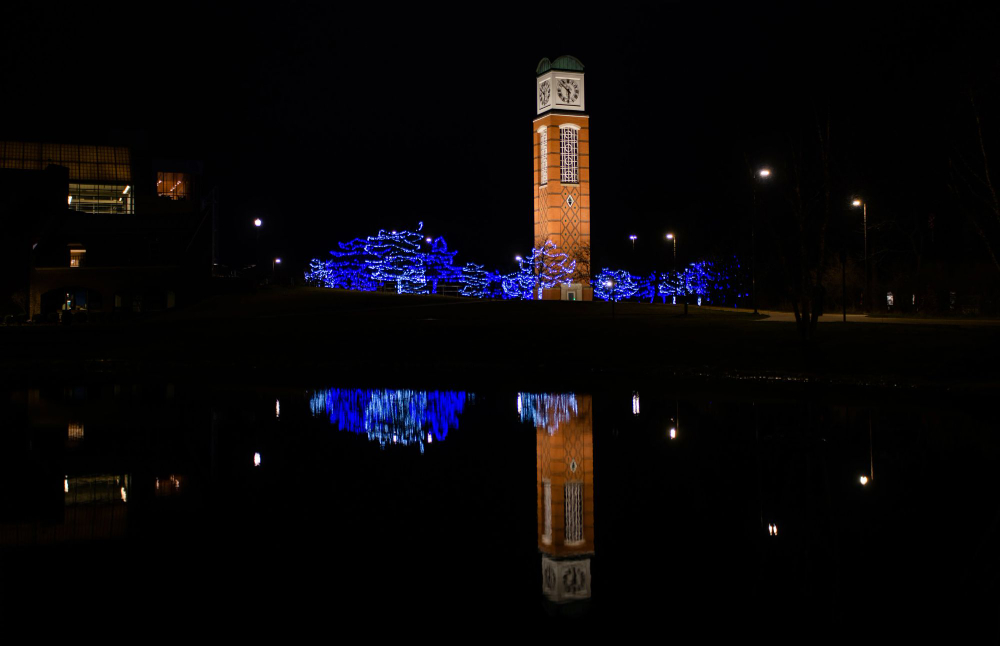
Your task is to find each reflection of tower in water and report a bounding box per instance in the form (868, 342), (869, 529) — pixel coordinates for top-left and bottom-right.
(526, 393), (594, 604)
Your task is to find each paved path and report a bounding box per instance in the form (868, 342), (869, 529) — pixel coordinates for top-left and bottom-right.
(755, 310), (1000, 325)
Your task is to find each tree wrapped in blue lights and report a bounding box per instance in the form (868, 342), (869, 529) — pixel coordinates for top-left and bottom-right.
(531, 240), (576, 291)
(423, 237), (462, 294)
(460, 262), (489, 297)
(368, 227), (429, 294)
(309, 388), (470, 452)
(501, 265), (537, 299)
(518, 392), (578, 434)
(592, 268), (641, 301)
(500, 241), (577, 299)
(307, 237), (381, 291)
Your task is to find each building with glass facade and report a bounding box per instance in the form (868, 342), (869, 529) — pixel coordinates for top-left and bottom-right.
(0, 140), (211, 320)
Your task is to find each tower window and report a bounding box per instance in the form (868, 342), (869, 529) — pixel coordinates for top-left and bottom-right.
(564, 481), (584, 545)
(69, 249), (86, 268)
(538, 126), (548, 186)
(560, 126), (579, 184)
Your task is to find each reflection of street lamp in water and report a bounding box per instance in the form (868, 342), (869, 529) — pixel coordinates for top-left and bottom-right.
(860, 411), (874, 485)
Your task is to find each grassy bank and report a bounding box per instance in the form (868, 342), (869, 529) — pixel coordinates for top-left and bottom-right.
(2, 286), (998, 393)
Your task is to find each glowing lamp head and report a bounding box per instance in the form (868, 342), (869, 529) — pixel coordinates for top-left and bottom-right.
(629, 234), (637, 241)
(852, 199), (862, 207)
(666, 233), (674, 240)
(860, 475), (868, 485)
(758, 169), (771, 178)
(669, 427), (676, 439)
(604, 280), (613, 287)
(253, 218), (262, 227)
(253, 452), (261, 467)
(275, 258), (281, 264)
(515, 255), (522, 262)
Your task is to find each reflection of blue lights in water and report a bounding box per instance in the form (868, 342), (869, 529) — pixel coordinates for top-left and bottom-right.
(310, 389), (470, 450)
(518, 393), (577, 434)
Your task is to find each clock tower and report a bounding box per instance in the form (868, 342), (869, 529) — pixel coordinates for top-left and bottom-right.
(534, 55), (592, 301)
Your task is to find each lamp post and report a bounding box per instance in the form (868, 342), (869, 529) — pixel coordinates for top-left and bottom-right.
(253, 218), (263, 277)
(272, 257), (281, 280)
(629, 234), (637, 252)
(852, 199), (868, 314)
(752, 169), (770, 315)
(666, 233), (685, 313)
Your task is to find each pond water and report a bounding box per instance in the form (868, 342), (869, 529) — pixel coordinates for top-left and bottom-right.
(1, 381), (997, 634)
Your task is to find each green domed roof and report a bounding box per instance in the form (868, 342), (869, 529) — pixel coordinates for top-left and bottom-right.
(536, 55), (585, 76)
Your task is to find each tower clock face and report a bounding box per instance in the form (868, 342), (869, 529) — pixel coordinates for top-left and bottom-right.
(556, 78), (580, 104)
(538, 80), (551, 106)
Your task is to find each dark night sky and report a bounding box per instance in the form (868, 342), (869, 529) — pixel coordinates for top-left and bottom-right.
(2, 2), (998, 277)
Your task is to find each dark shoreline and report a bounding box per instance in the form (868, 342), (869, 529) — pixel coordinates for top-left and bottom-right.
(3, 286), (998, 400)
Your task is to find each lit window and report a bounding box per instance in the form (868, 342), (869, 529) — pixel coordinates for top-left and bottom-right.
(69, 249), (86, 268)
(68, 183), (133, 214)
(157, 172), (189, 200)
(560, 125), (578, 184)
(538, 126), (547, 185)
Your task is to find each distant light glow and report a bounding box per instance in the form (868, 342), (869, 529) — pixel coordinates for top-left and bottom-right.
(629, 234), (637, 241)
(669, 427), (676, 439)
(852, 199), (862, 207)
(120, 487), (127, 503)
(275, 258), (281, 264)
(122, 185), (131, 194)
(860, 475), (868, 485)
(768, 523), (778, 536)
(254, 452), (261, 467)
(275, 399), (280, 419)
(666, 233), (674, 240)
(632, 393), (640, 415)
(67, 195), (72, 205)
(64, 477), (69, 493)
(758, 169), (771, 178)
(426, 237), (433, 243)
(254, 218), (262, 227)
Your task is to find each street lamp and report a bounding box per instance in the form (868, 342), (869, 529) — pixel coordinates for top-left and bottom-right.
(852, 198), (868, 313)
(629, 234), (637, 252)
(666, 233), (682, 310)
(253, 218), (263, 276)
(272, 257), (281, 279)
(751, 168), (771, 315)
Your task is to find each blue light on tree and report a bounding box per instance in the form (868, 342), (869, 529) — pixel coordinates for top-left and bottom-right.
(500, 241), (577, 299)
(518, 392), (579, 434)
(460, 262), (489, 298)
(592, 269), (641, 301)
(367, 226), (429, 294)
(591, 257), (747, 306)
(423, 237), (462, 294)
(310, 388), (471, 451)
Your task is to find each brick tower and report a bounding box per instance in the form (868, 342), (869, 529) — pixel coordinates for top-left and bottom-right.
(534, 393), (594, 604)
(533, 55), (592, 301)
